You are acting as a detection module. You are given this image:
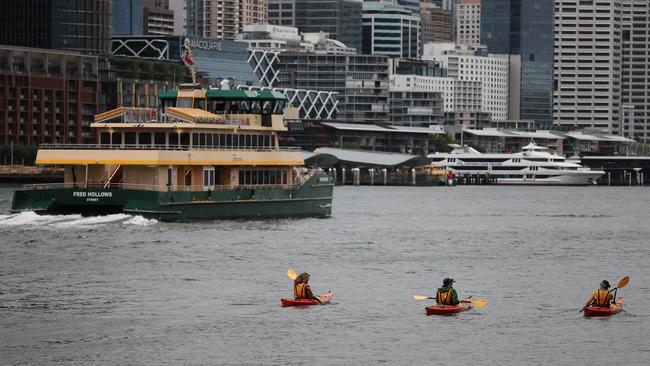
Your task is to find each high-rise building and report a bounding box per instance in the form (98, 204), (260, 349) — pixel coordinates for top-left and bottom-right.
(553, 0), (622, 131)
(143, 0), (175, 35)
(621, 0), (650, 142)
(0, 45), (99, 145)
(420, 2), (453, 44)
(186, 0), (267, 40)
(362, 0), (421, 58)
(240, 0), (267, 31)
(481, 0), (554, 126)
(1, 0), (112, 55)
(294, 0), (363, 52)
(455, 0), (480, 47)
(113, 0), (144, 35)
(168, 0), (187, 35)
(268, 0), (296, 26)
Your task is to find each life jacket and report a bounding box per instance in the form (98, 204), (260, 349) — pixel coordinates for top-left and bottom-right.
(594, 289), (612, 307)
(294, 283), (308, 299)
(436, 288), (453, 305)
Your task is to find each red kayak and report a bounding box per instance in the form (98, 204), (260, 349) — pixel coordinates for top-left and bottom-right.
(583, 298), (624, 317)
(426, 302), (472, 316)
(281, 292), (333, 307)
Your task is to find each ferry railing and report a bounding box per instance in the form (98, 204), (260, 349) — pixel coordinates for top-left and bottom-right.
(37, 144), (301, 152)
(20, 182), (298, 192)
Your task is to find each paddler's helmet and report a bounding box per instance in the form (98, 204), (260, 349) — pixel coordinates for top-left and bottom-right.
(600, 280), (610, 289)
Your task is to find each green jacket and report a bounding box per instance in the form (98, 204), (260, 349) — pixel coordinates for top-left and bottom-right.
(436, 286), (459, 305)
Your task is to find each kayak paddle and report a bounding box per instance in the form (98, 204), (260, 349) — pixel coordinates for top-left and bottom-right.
(287, 268), (298, 281)
(413, 295), (488, 308)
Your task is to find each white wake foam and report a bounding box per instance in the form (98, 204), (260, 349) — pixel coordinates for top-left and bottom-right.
(0, 212), (157, 229)
(123, 215), (158, 226)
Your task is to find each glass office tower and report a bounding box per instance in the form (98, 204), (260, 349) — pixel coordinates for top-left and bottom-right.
(481, 0), (554, 127)
(295, 0), (363, 51)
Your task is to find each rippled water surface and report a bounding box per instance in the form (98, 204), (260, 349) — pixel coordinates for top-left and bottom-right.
(1, 184), (649, 365)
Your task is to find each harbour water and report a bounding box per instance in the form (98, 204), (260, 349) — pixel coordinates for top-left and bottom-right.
(1, 184), (649, 365)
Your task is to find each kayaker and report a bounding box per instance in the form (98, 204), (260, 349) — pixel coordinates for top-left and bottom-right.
(436, 278), (460, 306)
(585, 280), (614, 307)
(294, 272), (322, 304)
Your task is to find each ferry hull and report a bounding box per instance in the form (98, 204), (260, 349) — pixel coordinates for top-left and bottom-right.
(12, 176), (333, 221)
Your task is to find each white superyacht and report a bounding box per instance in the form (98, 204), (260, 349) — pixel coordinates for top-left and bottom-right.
(428, 142), (605, 185)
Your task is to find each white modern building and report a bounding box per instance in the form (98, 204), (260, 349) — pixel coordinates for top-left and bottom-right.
(553, 0), (622, 131)
(455, 0), (480, 47)
(423, 42), (510, 120)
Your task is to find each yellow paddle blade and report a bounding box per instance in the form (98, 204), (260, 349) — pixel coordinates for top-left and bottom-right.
(615, 276), (630, 289)
(470, 299), (488, 308)
(413, 295), (432, 300)
(287, 268), (298, 281)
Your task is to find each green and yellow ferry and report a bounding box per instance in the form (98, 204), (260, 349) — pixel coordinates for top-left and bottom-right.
(11, 83), (333, 221)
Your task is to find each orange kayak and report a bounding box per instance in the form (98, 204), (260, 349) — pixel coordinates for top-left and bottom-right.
(583, 298), (624, 317)
(425, 302), (472, 316)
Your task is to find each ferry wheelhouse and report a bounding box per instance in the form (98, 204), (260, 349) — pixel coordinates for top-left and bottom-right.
(11, 83), (333, 220)
(428, 142), (605, 186)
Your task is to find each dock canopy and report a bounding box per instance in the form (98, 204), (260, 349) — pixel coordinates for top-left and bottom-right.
(312, 148), (428, 168)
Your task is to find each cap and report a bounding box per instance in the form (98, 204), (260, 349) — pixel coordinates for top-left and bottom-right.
(443, 278), (455, 286)
(600, 280), (610, 288)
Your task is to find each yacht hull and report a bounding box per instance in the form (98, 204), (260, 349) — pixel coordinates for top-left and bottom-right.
(12, 175), (333, 221)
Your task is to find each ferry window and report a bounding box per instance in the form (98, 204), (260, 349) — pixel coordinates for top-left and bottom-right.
(167, 168), (173, 187)
(125, 132), (136, 145)
(154, 132), (166, 146)
(245, 134), (252, 148)
(139, 133), (152, 146)
(169, 133), (179, 146)
(262, 101), (272, 115)
(184, 169), (192, 186)
(250, 135), (258, 149)
(282, 171), (288, 185)
(177, 97), (192, 108)
(199, 133), (206, 147)
(206, 133), (213, 147)
(180, 133), (190, 147)
(99, 132), (110, 145)
(203, 168), (215, 188)
(113, 133), (122, 145)
(192, 133), (199, 146)
(226, 134), (232, 148)
(220, 134), (226, 148)
(194, 98), (206, 110)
